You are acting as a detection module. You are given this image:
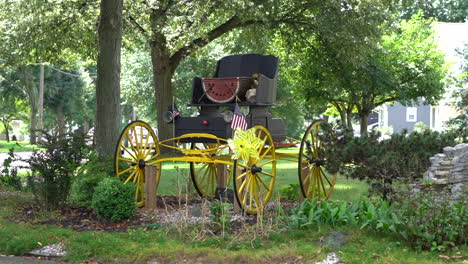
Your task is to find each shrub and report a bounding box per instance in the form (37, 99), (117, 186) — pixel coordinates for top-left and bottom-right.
(289, 192), (467, 252)
(26, 131), (88, 211)
(69, 153), (114, 207)
(394, 185), (467, 251)
(279, 183), (301, 201)
(0, 149), (22, 190)
(321, 125), (458, 199)
(209, 200), (231, 234)
(92, 178), (136, 222)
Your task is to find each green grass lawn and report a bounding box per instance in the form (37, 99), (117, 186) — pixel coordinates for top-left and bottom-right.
(0, 189), (462, 264)
(0, 147), (465, 263)
(0, 140), (40, 152)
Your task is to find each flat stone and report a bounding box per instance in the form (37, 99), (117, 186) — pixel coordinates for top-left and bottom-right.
(314, 253), (343, 264)
(29, 243), (67, 257)
(435, 171), (450, 177)
(321, 232), (347, 249)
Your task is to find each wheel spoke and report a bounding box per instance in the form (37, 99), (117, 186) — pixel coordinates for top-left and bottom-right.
(258, 170), (274, 177)
(118, 157), (137, 164)
(125, 134), (140, 158)
(124, 169), (138, 184)
(118, 165), (137, 176)
(259, 145), (273, 161)
(256, 175), (270, 191)
(242, 177), (251, 205)
(236, 171), (248, 180)
(121, 144), (138, 160)
(133, 169), (140, 183)
(258, 159), (274, 167)
(238, 175), (248, 193)
(319, 167), (333, 186)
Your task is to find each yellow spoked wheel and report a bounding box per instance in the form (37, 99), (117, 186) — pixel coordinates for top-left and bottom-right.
(114, 120), (160, 206)
(190, 143), (231, 198)
(298, 120), (337, 201)
(233, 126), (276, 214)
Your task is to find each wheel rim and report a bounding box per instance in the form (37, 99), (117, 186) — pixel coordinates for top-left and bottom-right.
(233, 126), (276, 214)
(298, 120), (337, 200)
(114, 120), (160, 206)
(190, 143), (231, 198)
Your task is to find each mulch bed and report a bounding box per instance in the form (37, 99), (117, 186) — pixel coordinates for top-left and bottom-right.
(9, 194), (299, 233)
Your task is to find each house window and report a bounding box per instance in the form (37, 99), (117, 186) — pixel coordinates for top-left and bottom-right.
(431, 107), (436, 128)
(406, 107), (417, 122)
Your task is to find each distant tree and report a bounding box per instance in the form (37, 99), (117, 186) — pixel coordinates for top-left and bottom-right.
(445, 43), (468, 141)
(400, 0), (467, 22)
(288, 13), (447, 135)
(0, 92), (27, 142)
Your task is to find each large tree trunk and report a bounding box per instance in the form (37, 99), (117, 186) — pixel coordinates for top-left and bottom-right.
(19, 65), (38, 144)
(29, 106), (37, 144)
(1, 120), (10, 142)
(150, 42), (174, 147)
(38, 64), (44, 133)
(359, 110), (370, 136)
(56, 103), (65, 137)
(346, 107), (353, 130)
(95, 0), (123, 158)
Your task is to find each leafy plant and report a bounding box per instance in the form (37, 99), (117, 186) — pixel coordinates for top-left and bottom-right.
(26, 131), (88, 211)
(68, 152), (114, 207)
(279, 183), (301, 201)
(92, 177), (137, 222)
(209, 200), (231, 235)
(393, 185), (467, 251)
(0, 149), (22, 190)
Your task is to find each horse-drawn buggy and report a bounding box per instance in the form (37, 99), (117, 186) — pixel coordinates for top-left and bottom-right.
(114, 54), (337, 214)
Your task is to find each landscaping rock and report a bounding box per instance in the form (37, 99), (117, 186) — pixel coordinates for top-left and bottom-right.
(321, 232), (347, 248)
(29, 243), (67, 257)
(314, 253), (343, 264)
(422, 143), (468, 200)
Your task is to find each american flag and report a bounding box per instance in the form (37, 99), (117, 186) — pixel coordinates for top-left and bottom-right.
(231, 104), (248, 130)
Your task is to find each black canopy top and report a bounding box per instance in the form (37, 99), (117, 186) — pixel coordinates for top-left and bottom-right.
(214, 54), (279, 79)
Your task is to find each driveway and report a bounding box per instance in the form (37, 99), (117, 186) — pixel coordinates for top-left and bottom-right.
(0, 151), (35, 172)
(0, 256), (65, 264)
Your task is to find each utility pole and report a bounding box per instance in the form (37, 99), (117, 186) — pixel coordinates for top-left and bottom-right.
(38, 63), (44, 140)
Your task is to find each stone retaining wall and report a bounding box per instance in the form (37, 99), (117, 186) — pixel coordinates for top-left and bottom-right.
(424, 143), (467, 197)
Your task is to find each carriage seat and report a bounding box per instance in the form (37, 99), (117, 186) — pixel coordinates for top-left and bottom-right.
(191, 54), (279, 105)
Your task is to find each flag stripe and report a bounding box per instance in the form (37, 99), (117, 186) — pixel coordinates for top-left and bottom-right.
(231, 104), (248, 130)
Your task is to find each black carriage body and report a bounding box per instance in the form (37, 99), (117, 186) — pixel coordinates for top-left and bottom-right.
(174, 54), (286, 143)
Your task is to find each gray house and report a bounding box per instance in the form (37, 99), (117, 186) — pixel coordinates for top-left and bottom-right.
(376, 22), (466, 134)
(379, 100), (431, 133)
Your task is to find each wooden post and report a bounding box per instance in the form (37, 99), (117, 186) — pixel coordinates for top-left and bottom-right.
(145, 165), (159, 209)
(216, 164), (228, 189)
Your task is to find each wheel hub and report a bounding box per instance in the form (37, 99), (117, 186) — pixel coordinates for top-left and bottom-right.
(251, 164), (262, 174)
(138, 159), (146, 169)
(309, 158), (325, 167)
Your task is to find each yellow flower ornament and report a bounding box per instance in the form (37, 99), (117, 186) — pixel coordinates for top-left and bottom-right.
(228, 127), (263, 164)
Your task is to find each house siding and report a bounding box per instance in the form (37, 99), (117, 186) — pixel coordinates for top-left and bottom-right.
(387, 102), (431, 133)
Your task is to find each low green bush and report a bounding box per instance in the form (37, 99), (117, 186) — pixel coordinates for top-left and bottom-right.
(394, 185), (467, 251)
(92, 178), (136, 222)
(69, 153), (114, 207)
(289, 191), (467, 252)
(321, 124), (458, 199)
(27, 131), (88, 211)
(279, 183), (301, 201)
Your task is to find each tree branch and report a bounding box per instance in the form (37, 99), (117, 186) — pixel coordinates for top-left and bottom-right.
(127, 14), (148, 38)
